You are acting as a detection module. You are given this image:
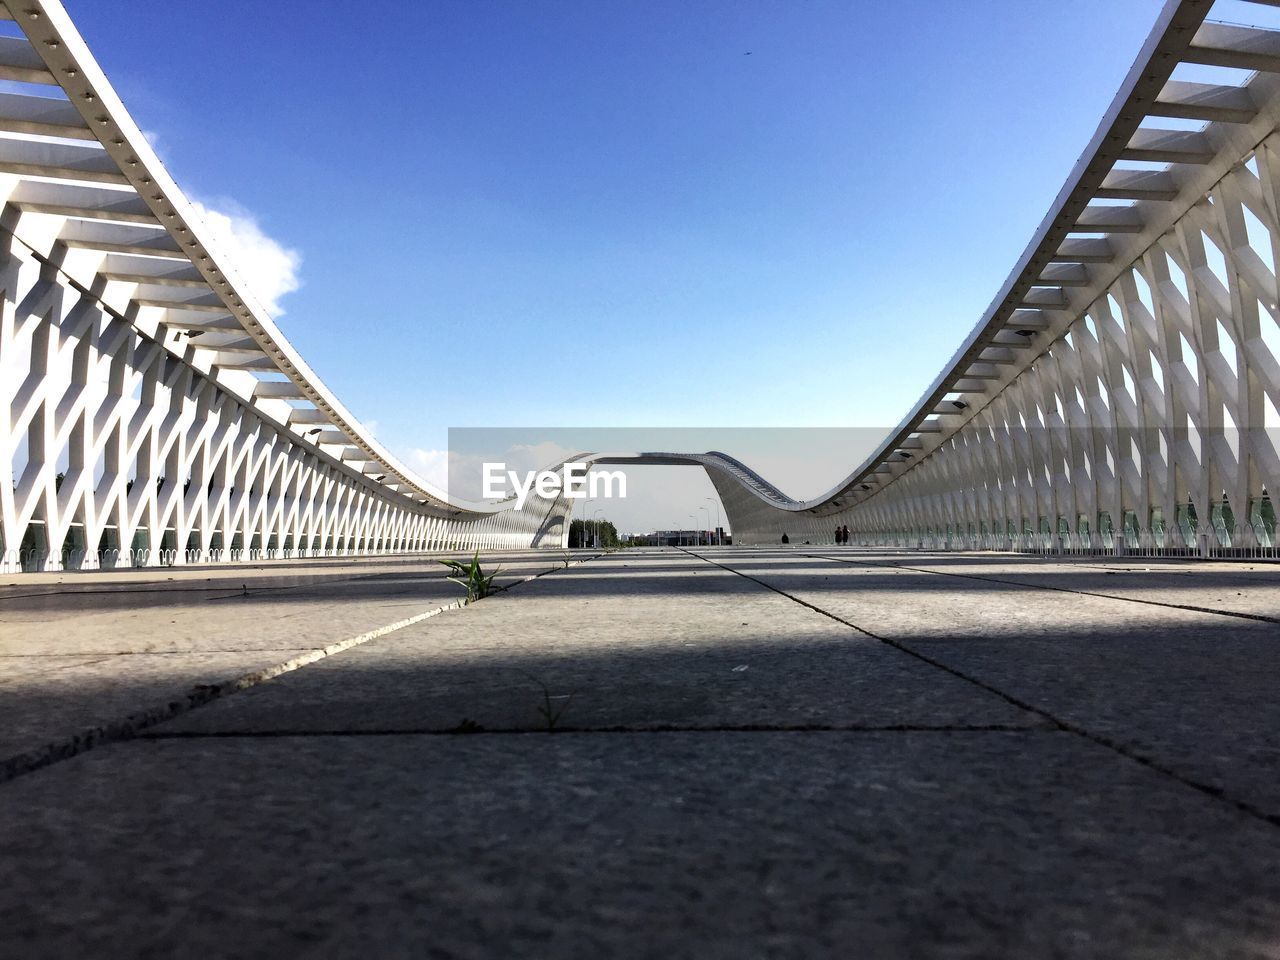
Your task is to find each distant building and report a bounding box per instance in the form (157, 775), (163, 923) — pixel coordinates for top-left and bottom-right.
(637, 529), (729, 547)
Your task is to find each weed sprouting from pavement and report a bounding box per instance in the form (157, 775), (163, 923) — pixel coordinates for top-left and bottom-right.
(518, 671), (575, 732)
(439, 551), (501, 604)
(537, 687), (575, 732)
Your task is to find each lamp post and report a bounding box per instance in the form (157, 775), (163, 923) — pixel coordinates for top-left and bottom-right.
(699, 505), (711, 546)
(688, 514), (698, 546)
(705, 496), (722, 546)
(579, 498), (592, 549)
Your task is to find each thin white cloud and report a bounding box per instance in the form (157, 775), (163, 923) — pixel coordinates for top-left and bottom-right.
(188, 197), (301, 316)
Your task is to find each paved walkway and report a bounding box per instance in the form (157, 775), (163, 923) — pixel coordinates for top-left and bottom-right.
(2, 548), (1279, 957)
(0, 551), (576, 771)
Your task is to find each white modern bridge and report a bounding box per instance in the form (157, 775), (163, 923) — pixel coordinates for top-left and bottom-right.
(5, 0), (1280, 571)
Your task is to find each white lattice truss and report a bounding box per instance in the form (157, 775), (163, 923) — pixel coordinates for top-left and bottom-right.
(836, 150), (1280, 553)
(10, 0), (1280, 571)
(828, 150), (1280, 551)
(1, 254), (566, 570)
(718, 139), (1280, 552)
(0, 3), (569, 573)
(656, 0), (1280, 554)
(0, 254), (567, 569)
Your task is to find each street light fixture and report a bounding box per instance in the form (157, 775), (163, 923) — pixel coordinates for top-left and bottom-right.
(704, 496), (722, 546)
(579, 498), (593, 549)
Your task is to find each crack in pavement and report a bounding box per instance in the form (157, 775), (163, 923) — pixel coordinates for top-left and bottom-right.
(682, 547), (1280, 830)
(802, 552), (1280, 626)
(139, 722), (1045, 739)
(0, 556), (601, 786)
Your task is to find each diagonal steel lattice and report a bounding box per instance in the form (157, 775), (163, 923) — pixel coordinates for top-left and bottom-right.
(0, 252), (565, 569)
(832, 123), (1280, 553)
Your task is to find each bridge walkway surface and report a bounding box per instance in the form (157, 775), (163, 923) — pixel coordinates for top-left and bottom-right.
(2, 547), (1280, 957)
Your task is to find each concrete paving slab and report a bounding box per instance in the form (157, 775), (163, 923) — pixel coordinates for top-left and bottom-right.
(903, 631), (1280, 819)
(706, 550), (1250, 641)
(0, 650), (303, 759)
(695, 549), (1280, 819)
(0, 553), (567, 655)
(0, 653), (114, 683)
(800, 548), (1280, 621)
(158, 552), (1035, 734)
(2, 732), (1278, 959)
(0, 552), (577, 769)
(5, 546), (1278, 956)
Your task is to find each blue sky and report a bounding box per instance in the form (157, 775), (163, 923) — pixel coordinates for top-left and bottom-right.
(61, 1), (1192, 524)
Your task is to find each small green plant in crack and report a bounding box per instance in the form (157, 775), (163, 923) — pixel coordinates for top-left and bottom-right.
(519, 671), (576, 732)
(439, 550), (502, 604)
(537, 687), (575, 732)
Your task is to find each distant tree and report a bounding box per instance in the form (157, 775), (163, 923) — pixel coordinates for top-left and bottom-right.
(569, 518), (619, 548)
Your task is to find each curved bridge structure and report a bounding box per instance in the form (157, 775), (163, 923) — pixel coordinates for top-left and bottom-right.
(0, 0), (573, 572)
(5, 0), (1280, 569)
(728, 0), (1280, 552)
